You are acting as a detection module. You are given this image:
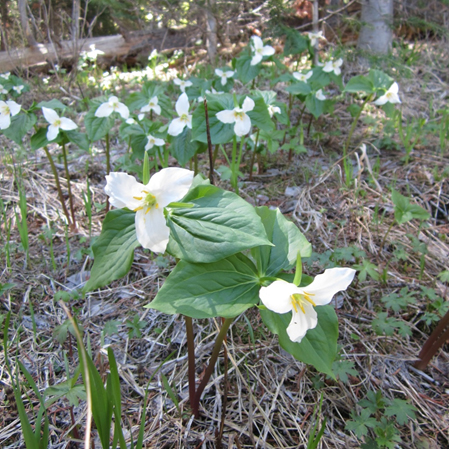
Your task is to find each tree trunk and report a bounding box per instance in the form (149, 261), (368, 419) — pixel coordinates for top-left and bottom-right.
(18, 0), (37, 47)
(357, 0), (393, 54)
(206, 0), (217, 64)
(0, 0), (9, 51)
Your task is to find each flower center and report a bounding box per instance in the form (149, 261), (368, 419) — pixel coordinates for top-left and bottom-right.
(180, 113), (189, 122)
(233, 109), (245, 121)
(290, 292), (316, 314)
(133, 190), (159, 214)
(54, 119), (61, 127)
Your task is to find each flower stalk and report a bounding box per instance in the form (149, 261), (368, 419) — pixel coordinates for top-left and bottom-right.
(61, 142), (77, 228)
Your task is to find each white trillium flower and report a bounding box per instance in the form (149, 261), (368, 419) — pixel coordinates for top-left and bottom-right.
(104, 168), (194, 253)
(373, 82), (401, 105)
(145, 134), (165, 151)
(95, 96), (130, 120)
(216, 96), (255, 137)
(307, 31), (326, 47)
(215, 68), (235, 86)
(0, 72), (10, 80)
(293, 70), (313, 83)
(0, 100), (21, 129)
(140, 96), (161, 115)
(0, 85), (8, 94)
(267, 104), (281, 117)
(250, 36), (275, 66)
(42, 107), (77, 141)
(168, 93), (192, 136)
(259, 268), (356, 343)
(173, 78), (193, 93)
(323, 58), (343, 76)
(315, 89), (327, 101)
(12, 85), (24, 94)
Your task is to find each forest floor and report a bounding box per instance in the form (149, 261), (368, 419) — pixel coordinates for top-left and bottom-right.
(0, 35), (449, 449)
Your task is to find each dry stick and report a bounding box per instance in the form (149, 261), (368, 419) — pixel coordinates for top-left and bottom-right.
(414, 309), (449, 370)
(192, 318), (233, 418)
(42, 145), (72, 226)
(61, 142), (77, 228)
(204, 98), (215, 185)
(185, 315), (197, 411)
(217, 317), (229, 445)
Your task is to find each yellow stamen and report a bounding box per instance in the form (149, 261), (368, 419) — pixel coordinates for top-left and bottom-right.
(291, 291), (316, 314)
(134, 206), (144, 212)
(133, 196), (143, 200)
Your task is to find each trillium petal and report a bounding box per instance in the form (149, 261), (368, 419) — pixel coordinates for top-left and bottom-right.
(104, 172), (144, 210)
(302, 267), (356, 306)
(287, 304), (318, 343)
(221, 77), (227, 86)
(373, 95), (387, 106)
(259, 280), (298, 314)
(140, 104), (151, 112)
(152, 104), (162, 115)
(250, 54), (263, 66)
(116, 102), (130, 119)
(95, 102), (113, 117)
(242, 97), (255, 113)
(175, 93), (190, 116)
(322, 61), (333, 73)
(252, 36), (263, 50)
(148, 167), (194, 208)
(389, 82), (399, 94)
(216, 109), (236, 124)
(42, 107), (59, 124)
(154, 137), (165, 147)
(262, 45), (275, 57)
(234, 114), (251, 136)
(168, 117), (186, 136)
(47, 124), (60, 141)
(8, 101), (21, 116)
(0, 114), (10, 129)
(215, 68), (223, 77)
(135, 208), (170, 253)
(225, 71), (234, 77)
(173, 78), (182, 86)
(185, 114), (193, 129)
(60, 117), (78, 131)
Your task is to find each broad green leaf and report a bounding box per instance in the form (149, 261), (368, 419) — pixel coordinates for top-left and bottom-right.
(283, 28), (308, 55)
(306, 94), (325, 119)
(169, 126), (201, 166)
(166, 185), (271, 263)
(252, 207), (312, 276)
(149, 253), (260, 318)
(30, 126), (50, 150)
(248, 97), (275, 132)
(84, 109), (114, 141)
(2, 113), (37, 144)
(368, 69), (393, 90)
(64, 130), (90, 151)
(131, 132), (150, 159)
(391, 189), (430, 224)
(259, 305), (338, 377)
(344, 75), (374, 94)
(36, 99), (67, 110)
(286, 82), (312, 96)
(83, 209), (140, 292)
(235, 55), (261, 84)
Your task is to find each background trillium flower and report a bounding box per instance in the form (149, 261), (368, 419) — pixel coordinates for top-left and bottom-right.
(323, 58), (343, 76)
(307, 31), (325, 46)
(42, 107), (77, 141)
(250, 36), (275, 66)
(13, 85), (24, 94)
(0, 100), (21, 129)
(0, 85), (8, 94)
(259, 267), (356, 343)
(216, 96), (255, 137)
(373, 82), (401, 105)
(140, 96), (161, 115)
(95, 96), (129, 120)
(293, 71), (313, 82)
(215, 68), (235, 86)
(173, 78), (193, 93)
(315, 89), (327, 101)
(267, 104), (281, 117)
(105, 168), (194, 253)
(168, 93), (192, 136)
(145, 134), (165, 151)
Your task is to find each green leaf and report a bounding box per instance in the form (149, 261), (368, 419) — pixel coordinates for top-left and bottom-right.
(84, 109), (114, 141)
(166, 185), (271, 263)
(353, 259), (379, 282)
(286, 82), (312, 96)
(391, 189), (430, 224)
(384, 398), (417, 425)
(235, 55), (261, 84)
(83, 209), (140, 292)
(332, 360), (358, 384)
(2, 113), (37, 144)
(247, 97), (275, 132)
(251, 207), (311, 276)
(36, 99), (67, 110)
(283, 28), (308, 55)
(368, 69), (393, 90)
(149, 253), (260, 318)
(169, 126), (201, 166)
(259, 305), (339, 377)
(0, 282), (15, 296)
(64, 130), (90, 151)
(306, 94), (325, 119)
(344, 75), (374, 94)
(345, 408), (377, 438)
(30, 127), (51, 150)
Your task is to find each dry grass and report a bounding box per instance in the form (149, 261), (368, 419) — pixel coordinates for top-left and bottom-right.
(1, 39), (449, 449)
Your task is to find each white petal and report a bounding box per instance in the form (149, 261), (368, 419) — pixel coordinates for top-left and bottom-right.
(104, 172), (144, 210)
(225, 71), (234, 77)
(185, 114), (192, 129)
(389, 82), (399, 94)
(116, 102), (129, 119)
(322, 61), (333, 73)
(373, 95), (387, 106)
(7, 101), (21, 116)
(138, 114), (145, 121)
(334, 67), (341, 76)
(389, 93), (401, 104)
(154, 137), (165, 147)
(59, 117), (78, 131)
(148, 167), (194, 208)
(95, 102), (113, 117)
(47, 124), (60, 141)
(216, 109), (236, 124)
(152, 104), (161, 115)
(287, 304), (318, 343)
(42, 107), (59, 124)
(262, 45), (275, 57)
(215, 68), (223, 77)
(250, 54), (263, 66)
(242, 96), (255, 113)
(259, 280), (298, 314)
(221, 77), (227, 86)
(135, 208), (170, 253)
(251, 36), (263, 50)
(108, 96), (119, 103)
(175, 93), (190, 116)
(173, 78), (182, 85)
(185, 80), (193, 87)
(234, 114), (251, 136)
(168, 117), (186, 136)
(140, 104), (150, 112)
(0, 114), (10, 129)
(301, 268), (356, 306)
